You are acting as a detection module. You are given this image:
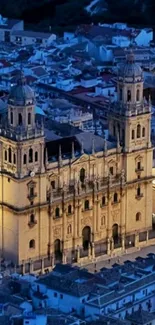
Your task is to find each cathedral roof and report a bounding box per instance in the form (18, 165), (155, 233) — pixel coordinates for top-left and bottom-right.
(8, 71), (35, 105)
(118, 51), (143, 79)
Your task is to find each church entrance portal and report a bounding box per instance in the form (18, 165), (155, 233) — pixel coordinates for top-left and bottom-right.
(82, 226), (91, 250)
(54, 239), (62, 261)
(112, 224), (119, 243)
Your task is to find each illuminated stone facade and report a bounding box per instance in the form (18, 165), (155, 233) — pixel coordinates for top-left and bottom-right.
(0, 56), (153, 268)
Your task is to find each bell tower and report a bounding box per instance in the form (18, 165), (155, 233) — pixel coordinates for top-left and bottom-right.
(0, 72), (45, 178)
(108, 52), (152, 152)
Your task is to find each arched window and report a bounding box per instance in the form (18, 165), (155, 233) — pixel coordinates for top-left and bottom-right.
(127, 90), (131, 101)
(4, 150), (7, 161)
(29, 239), (35, 249)
(136, 89), (140, 101)
(80, 168), (85, 182)
(68, 205), (72, 214)
(55, 207), (60, 218)
(132, 130), (135, 140)
(137, 186), (141, 197)
(28, 112), (31, 125)
(84, 200), (89, 210)
(114, 193), (118, 203)
(101, 216), (105, 226)
(35, 151), (38, 162)
(30, 214), (35, 223)
(102, 196), (106, 206)
(18, 113), (22, 125)
(120, 88), (122, 101)
(13, 154), (16, 165)
(142, 127), (145, 137)
(10, 111), (13, 125)
(29, 148), (33, 163)
(8, 148), (12, 163)
(137, 124), (141, 138)
(136, 212), (141, 221)
(67, 224), (72, 234)
(23, 154), (27, 165)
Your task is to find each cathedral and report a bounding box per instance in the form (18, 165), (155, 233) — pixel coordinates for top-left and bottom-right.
(0, 53), (153, 271)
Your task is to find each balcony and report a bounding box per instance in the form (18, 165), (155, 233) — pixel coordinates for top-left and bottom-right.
(27, 192), (37, 201)
(82, 207), (93, 212)
(135, 193), (144, 200)
(135, 167), (144, 172)
(28, 220), (37, 228)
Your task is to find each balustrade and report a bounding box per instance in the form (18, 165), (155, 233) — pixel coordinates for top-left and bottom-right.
(49, 173), (125, 202)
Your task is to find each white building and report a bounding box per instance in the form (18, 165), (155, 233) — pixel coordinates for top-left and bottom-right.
(0, 14), (24, 42)
(112, 36), (130, 48)
(11, 30), (56, 47)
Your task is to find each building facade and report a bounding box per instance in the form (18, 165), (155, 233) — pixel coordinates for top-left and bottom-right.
(0, 53), (153, 269)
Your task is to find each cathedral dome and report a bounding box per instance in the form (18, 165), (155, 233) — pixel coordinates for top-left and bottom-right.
(9, 71), (35, 105)
(118, 52), (143, 80)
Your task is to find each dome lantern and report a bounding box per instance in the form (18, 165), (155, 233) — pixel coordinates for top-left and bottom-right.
(118, 50), (143, 81)
(8, 71), (35, 106)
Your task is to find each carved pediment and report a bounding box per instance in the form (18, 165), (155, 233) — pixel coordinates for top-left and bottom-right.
(107, 159), (116, 165)
(27, 180), (36, 187)
(72, 154), (89, 166)
(49, 172), (56, 178)
(135, 155), (143, 162)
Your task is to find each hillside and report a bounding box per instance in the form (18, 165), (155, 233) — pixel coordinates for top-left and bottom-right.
(0, 0), (155, 33)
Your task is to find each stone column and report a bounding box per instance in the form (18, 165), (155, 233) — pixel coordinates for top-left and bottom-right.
(120, 189), (126, 235)
(96, 198), (100, 233)
(17, 146), (22, 177)
(74, 205), (78, 240)
(93, 199), (97, 235)
(135, 232), (139, 248)
(77, 201), (81, 238)
(91, 242), (95, 259)
(62, 209), (67, 249)
(111, 238), (114, 252)
(41, 258), (44, 273)
(77, 245), (80, 263)
(107, 192), (112, 238)
(40, 143), (45, 173)
(88, 243), (91, 259)
(48, 208), (53, 255)
(121, 234), (125, 251)
(146, 230), (149, 242)
(62, 250), (67, 264)
(107, 238), (110, 255)
(147, 118), (151, 148)
(29, 260), (33, 273)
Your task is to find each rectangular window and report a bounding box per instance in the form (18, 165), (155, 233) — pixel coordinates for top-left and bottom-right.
(51, 181), (55, 189)
(54, 292), (57, 297)
(30, 187), (34, 197)
(60, 294), (63, 299)
(137, 161), (141, 170)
